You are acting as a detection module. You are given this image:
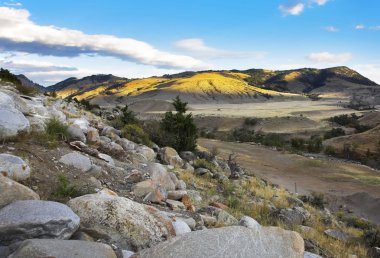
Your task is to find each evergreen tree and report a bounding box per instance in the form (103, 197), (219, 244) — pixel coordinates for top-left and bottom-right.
(161, 96), (197, 152)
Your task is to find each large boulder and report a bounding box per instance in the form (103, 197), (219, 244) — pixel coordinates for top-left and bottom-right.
(158, 147), (184, 168)
(68, 118), (89, 133)
(138, 226), (304, 258)
(239, 215), (260, 231)
(116, 138), (136, 151)
(8, 239), (117, 258)
(135, 145), (156, 162)
(67, 191), (175, 251)
(0, 175), (39, 208)
(0, 154), (31, 181)
(145, 163), (176, 191)
(67, 125), (86, 143)
(0, 200), (80, 245)
(59, 152), (93, 172)
(87, 127), (100, 144)
(99, 141), (125, 159)
(276, 207), (311, 226)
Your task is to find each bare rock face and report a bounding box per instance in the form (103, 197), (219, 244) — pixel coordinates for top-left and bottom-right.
(0, 200), (80, 246)
(7, 239), (117, 258)
(138, 226), (304, 258)
(0, 154), (31, 181)
(67, 191), (175, 251)
(0, 175), (40, 208)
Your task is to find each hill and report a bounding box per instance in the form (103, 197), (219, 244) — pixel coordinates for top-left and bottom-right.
(16, 74), (46, 92)
(46, 66), (380, 105)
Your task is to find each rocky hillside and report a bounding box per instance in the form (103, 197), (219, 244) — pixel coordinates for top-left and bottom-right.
(0, 79), (379, 258)
(45, 66), (380, 105)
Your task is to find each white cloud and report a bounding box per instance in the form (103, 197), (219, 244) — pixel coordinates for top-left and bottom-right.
(352, 64), (380, 84)
(174, 38), (266, 59)
(3, 1), (22, 7)
(355, 24), (365, 30)
(369, 25), (380, 30)
(324, 26), (338, 32)
(0, 7), (209, 70)
(279, 0), (329, 16)
(307, 52), (353, 63)
(0, 59), (77, 73)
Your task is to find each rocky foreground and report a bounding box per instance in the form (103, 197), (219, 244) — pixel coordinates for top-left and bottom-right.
(0, 81), (378, 258)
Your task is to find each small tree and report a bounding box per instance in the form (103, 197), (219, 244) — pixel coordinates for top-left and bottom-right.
(161, 96), (197, 152)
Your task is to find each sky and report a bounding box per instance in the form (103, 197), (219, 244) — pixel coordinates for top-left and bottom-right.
(0, 0), (379, 86)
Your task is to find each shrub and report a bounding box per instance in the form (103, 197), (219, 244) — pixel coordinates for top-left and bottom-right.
(122, 124), (151, 146)
(262, 133), (286, 148)
(53, 174), (81, 199)
(329, 114), (359, 127)
(363, 228), (380, 248)
(300, 192), (325, 209)
(244, 118), (258, 126)
(291, 138), (306, 151)
(324, 146), (336, 155)
(324, 128), (345, 139)
(79, 99), (100, 111)
(194, 159), (218, 172)
(307, 135), (323, 153)
(232, 128), (255, 142)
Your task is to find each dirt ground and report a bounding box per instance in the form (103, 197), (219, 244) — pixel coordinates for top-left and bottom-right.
(198, 138), (380, 224)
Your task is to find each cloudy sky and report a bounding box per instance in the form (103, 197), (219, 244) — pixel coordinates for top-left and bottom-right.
(0, 0), (379, 86)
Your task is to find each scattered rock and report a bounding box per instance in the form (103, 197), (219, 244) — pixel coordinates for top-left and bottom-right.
(101, 126), (121, 137)
(0, 200), (80, 245)
(137, 226), (304, 258)
(99, 153), (115, 166)
(172, 220), (191, 236)
(67, 192), (175, 251)
(0, 175), (40, 208)
(176, 180), (187, 190)
(145, 163), (176, 191)
(277, 206), (311, 226)
(0, 153), (31, 181)
(116, 138), (136, 151)
(135, 145), (156, 162)
(87, 127), (100, 144)
(167, 190), (187, 200)
(143, 188), (167, 204)
(287, 196), (304, 207)
(99, 141), (125, 159)
(166, 199), (186, 211)
(59, 152), (93, 172)
(182, 162), (194, 172)
(132, 180), (156, 198)
(158, 147), (184, 168)
(239, 215), (260, 231)
(304, 251), (324, 258)
(199, 206), (238, 226)
(179, 151), (195, 164)
(122, 250), (135, 258)
(67, 125), (86, 143)
(194, 168), (211, 176)
(324, 229), (350, 242)
(186, 190), (202, 204)
(8, 239), (117, 258)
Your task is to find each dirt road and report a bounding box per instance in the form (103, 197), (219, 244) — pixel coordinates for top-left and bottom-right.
(199, 138), (380, 223)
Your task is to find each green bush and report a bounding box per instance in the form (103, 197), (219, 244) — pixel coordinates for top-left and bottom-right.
(307, 135), (323, 153)
(244, 118), (258, 126)
(122, 124), (151, 146)
(32, 117), (68, 147)
(324, 145), (336, 155)
(291, 138), (306, 150)
(324, 128), (345, 139)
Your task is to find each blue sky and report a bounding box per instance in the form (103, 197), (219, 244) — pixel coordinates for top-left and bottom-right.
(0, 0), (379, 85)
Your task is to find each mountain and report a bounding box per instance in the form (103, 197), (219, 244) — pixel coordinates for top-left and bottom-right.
(47, 66), (380, 105)
(16, 74), (46, 92)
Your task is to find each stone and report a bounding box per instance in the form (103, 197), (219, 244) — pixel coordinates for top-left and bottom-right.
(68, 125), (86, 143)
(179, 151), (196, 164)
(186, 190), (202, 204)
(0, 154), (31, 181)
(8, 239), (117, 258)
(143, 188), (167, 204)
(176, 180), (187, 190)
(138, 226), (304, 258)
(68, 118), (90, 133)
(0, 175), (40, 208)
(122, 250), (135, 258)
(200, 214), (217, 226)
(87, 127), (100, 144)
(239, 216), (260, 231)
(135, 145), (156, 162)
(101, 126), (121, 137)
(132, 180), (156, 198)
(59, 152), (93, 172)
(167, 190), (187, 200)
(277, 206), (311, 226)
(67, 192), (175, 251)
(172, 219), (191, 236)
(158, 147), (184, 168)
(304, 251), (324, 258)
(116, 138), (136, 151)
(287, 196), (304, 207)
(125, 170), (144, 184)
(145, 163), (176, 191)
(194, 168), (211, 176)
(99, 153), (115, 166)
(183, 162), (194, 172)
(0, 245), (10, 258)
(0, 200), (80, 245)
(166, 199), (186, 211)
(324, 229), (350, 242)
(199, 206), (238, 226)
(99, 141), (125, 159)
(368, 247), (380, 258)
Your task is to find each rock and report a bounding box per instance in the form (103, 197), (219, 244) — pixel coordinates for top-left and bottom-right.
(8, 239), (117, 258)
(166, 199), (186, 211)
(88, 176), (102, 189)
(186, 190), (202, 204)
(0, 175), (40, 208)
(167, 190), (187, 200)
(27, 116), (46, 133)
(101, 126), (121, 137)
(200, 214), (217, 226)
(324, 229), (350, 242)
(179, 151), (196, 164)
(145, 163), (176, 191)
(0, 93), (30, 140)
(210, 201), (229, 210)
(176, 180), (187, 190)
(369, 247), (380, 258)
(99, 141), (125, 159)
(304, 251), (324, 258)
(138, 226), (304, 258)
(67, 192), (175, 251)
(199, 206), (238, 226)
(68, 125), (86, 143)
(122, 250), (135, 258)
(99, 153), (115, 166)
(239, 216), (260, 231)
(0, 154), (30, 181)
(116, 138), (136, 151)
(59, 152), (93, 172)
(87, 127), (100, 144)
(143, 188), (167, 204)
(132, 180), (156, 198)
(68, 118), (89, 133)
(125, 170), (144, 184)
(183, 162), (194, 172)
(0, 200), (80, 245)
(0, 245), (10, 258)
(47, 107), (66, 123)
(135, 145), (156, 162)
(277, 206), (311, 226)
(100, 136), (112, 143)
(300, 226), (316, 234)
(287, 196), (304, 207)
(194, 168), (211, 176)
(172, 220), (191, 236)
(158, 147), (184, 168)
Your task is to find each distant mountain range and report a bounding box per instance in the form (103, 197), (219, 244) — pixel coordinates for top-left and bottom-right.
(41, 66), (379, 106)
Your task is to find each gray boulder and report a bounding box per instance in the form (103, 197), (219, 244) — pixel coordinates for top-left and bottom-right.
(138, 226), (304, 258)
(68, 125), (86, 143)
(194, 168), (211, 176)
(277, 206), (311, 226)
(239, 215), (260, 231)
(0, 200), (80, 245)
(0, 154), (31, 181)
(199, 206), (238, 226)
(158, 147), (184, 168)
(179, 151), (196, 164)
(0, 175), (40, 208)
(86, 127), (100, 144)
(145, 163), (176, 191)
(8, 239), (117, 258)
(324, 229), (350, 242)
(135, 145), (156, 162)
(304, 251), (324, 258)
(67, 191), (175, 251)
(116, 138), (136, 151)
(172, 219), (191, 236)
(59, 152), (93, 172)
